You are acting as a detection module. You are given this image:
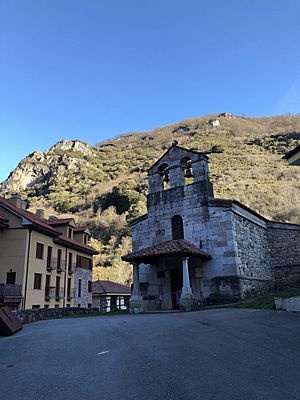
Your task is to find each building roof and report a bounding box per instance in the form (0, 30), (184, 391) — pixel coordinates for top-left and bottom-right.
(282, 144), (300, 165)
(73, 226), (91, 234)
(122, 239), (212, 263)
(54, 235), (98, 255)
(92, 280), (131, 295)
(148, 142), (209, 173)
(0, 196), (98, 255)
(0, 214), (9, 228)
(48, 218), (75, 226)
(0, 197), (60, 235)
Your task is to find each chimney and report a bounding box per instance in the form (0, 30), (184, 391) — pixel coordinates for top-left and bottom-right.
(36, 209), (45, 219)
(21, 200), (28, 210)
(9, 194), (22, 209)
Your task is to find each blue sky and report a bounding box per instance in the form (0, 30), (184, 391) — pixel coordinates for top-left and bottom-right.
(1, 0), (300, 181)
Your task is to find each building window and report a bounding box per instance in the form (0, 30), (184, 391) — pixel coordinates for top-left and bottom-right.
(78, 279), (82, 298)
(47, 246), (52, 269)
(171, 215), (184, 240)
(55, 276), (60, 299)
(76, 256), (92, 270)
(32, 305), (40, 310)
(44, 305), (49, 309)
(55, 304), (59, 308)
(88, 303), (92, 309)
(45, 275), (51, 299)
(6, 272), (16, 284)
(88, 280), (92, 293)
(68, 252), (73, 273)
(78, 304), (81, 308)
(57, 249), (62, 270)
(67, 278), (72, 299)
(33, 273), (42, 290)
(68, 227), (72, 239)
(66, 304), (70, 307)
(83, 235), (87, 245)
(36, 243), (44, 259)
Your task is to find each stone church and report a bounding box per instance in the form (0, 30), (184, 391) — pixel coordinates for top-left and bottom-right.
(122, 142), (300, 313)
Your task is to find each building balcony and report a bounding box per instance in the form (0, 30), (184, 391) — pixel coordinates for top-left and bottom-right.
(45, 286), (64, 301)
(0, 283), (22, 306)
(46, 258), (66, 273)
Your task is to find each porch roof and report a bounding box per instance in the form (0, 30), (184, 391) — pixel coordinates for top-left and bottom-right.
(122, 239), (212, 263)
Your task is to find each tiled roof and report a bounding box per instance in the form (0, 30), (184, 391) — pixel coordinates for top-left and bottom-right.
(54, 235), (98, 255)
(48, 218), (75, 226)
(0, 214), (9, 228)
(92, 280), (131, 295)
(122, 239), (212, 263)
(282, 144), (300, 160)
(73, 226), (89, 233)
(0, 197), (97, 255)
(0, 197), (60, 235)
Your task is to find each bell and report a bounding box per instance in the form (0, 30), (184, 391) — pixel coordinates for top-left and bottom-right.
(184, 167), (193, 178)
(163, 172), (170, 183)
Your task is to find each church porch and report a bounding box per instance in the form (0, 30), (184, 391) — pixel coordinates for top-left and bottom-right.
(122, 239), (212, 313)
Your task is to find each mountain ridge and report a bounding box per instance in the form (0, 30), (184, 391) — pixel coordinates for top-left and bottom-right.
(1, 113), (300, 283)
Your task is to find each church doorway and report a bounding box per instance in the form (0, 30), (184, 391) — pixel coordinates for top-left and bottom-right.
(170, 267), (183, 309)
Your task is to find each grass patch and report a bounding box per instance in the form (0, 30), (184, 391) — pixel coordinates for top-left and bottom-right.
(232, 289), (300, 310)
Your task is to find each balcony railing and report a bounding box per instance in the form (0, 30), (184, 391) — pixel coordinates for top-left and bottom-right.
(0, 283), (22, 297)
(46, 258), (66, 272)
(0, 284), (22, 305)
(45, 286), (65, 301)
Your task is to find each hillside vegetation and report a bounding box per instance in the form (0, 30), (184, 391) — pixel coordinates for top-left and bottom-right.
(1, 113), (300, 284)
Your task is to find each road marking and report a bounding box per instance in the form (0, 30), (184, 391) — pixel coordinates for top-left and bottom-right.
(97, 351), (110, 355)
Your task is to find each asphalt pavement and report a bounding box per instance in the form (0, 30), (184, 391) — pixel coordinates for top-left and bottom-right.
(1, 308), (300, 400)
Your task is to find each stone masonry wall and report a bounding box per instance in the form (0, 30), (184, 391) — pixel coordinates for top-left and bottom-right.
(232, 212), (274, 297)
(13, 307), (100, 324)
(268, 222), (300, 289)
(74, 268), (92, 308)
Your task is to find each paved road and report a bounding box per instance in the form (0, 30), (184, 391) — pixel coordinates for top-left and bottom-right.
(1, 309), (300, 400)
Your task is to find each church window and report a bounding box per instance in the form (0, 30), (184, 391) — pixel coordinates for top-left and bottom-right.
(172, 215), (184, 240)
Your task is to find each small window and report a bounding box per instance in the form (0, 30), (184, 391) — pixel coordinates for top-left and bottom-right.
(88, 303), (92, 309)
(88, 280), (92, 293)
(57, 249), (62, 270)
(44, 305), (49, 309)
(55, 276), (61, 299)
(6, 272), (16, 284)
(83, 235), (87, 245)
(78, 279), (82, 298)
(67, 278), (72, 299)
(47, 246), (52, 269)
(32, 305), (40, 310)
(36, 243), (44, 259)
(55, 304), (59, 308)
(78, 304), (81, 308)
(66, 304), (70, 307)
(68, 227), (72, 239)
(33, 273), (42, 290)
(171, 215), (184, 240)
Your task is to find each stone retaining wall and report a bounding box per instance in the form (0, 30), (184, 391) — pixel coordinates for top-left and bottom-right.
(13, 307), (100, 324)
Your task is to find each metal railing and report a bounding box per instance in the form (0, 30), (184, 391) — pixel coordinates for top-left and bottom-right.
(45, 286), (65, 301)
(46, 258), (66, 272)
(0, 283), (22, 297)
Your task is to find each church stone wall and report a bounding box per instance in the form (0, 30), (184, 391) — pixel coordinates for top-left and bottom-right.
(232, 212), (274, 297)
(268, 222), (300, 289)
